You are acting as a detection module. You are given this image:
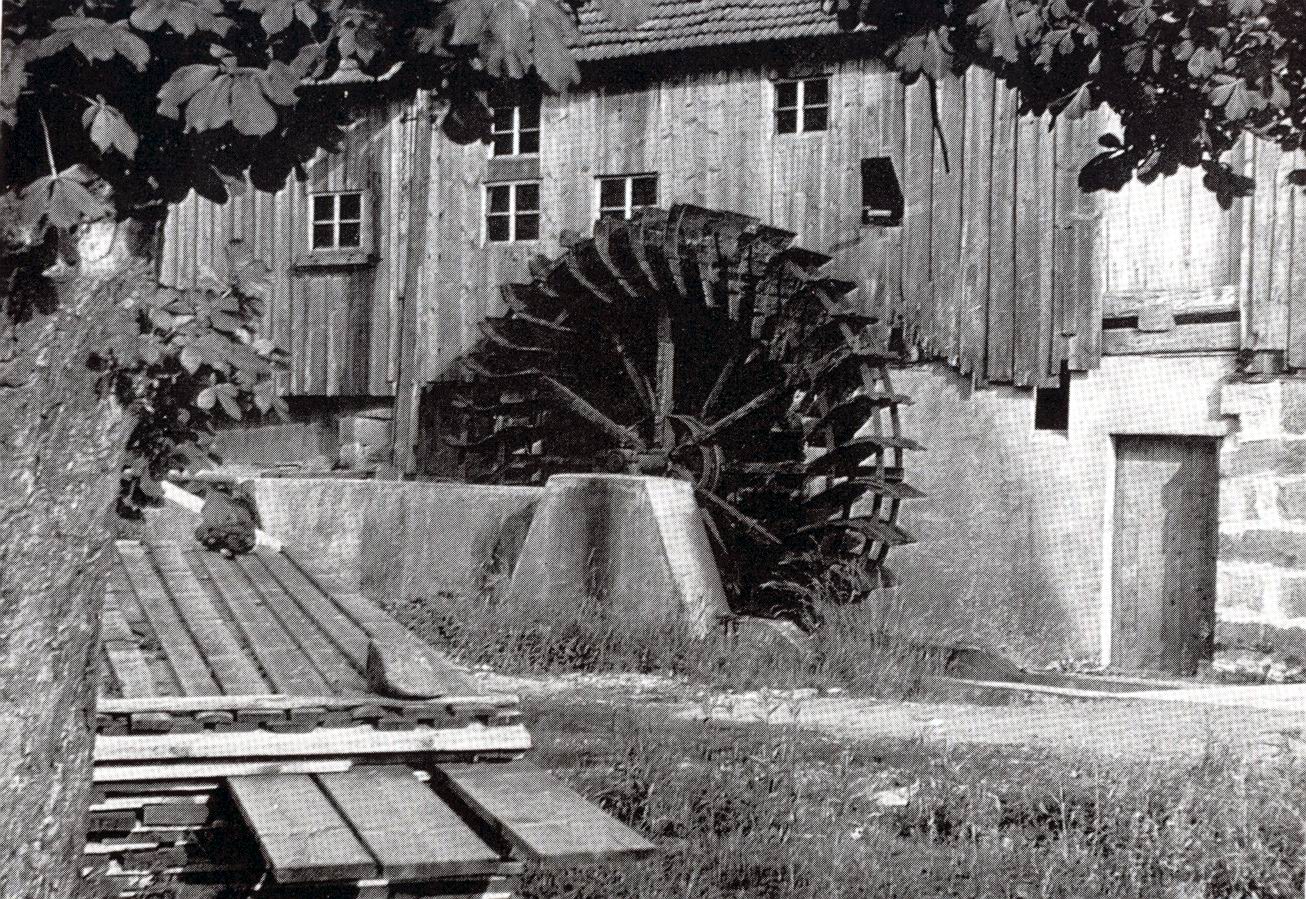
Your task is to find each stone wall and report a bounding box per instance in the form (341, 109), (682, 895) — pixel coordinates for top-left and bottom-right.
(1217, 378), (1306, 627)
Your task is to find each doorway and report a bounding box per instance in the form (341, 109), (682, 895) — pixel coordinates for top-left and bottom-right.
(1111, 436), (1219, 675)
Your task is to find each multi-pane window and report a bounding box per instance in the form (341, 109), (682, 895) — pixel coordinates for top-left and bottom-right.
(774, 77), (829, 134)
(310, 191), (366, 251)
(486, 182), (540, 242)
(597, 174), (658, 220)
(490, 89), (541, 156)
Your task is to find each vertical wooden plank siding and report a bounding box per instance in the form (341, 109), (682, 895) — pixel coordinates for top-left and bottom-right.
(930, 72), (966, 365)
(1247, 139), (1281, 357)
(1013, 109), (1045, 386)
(986, 79), (1018, 383)
(958, 67), (994, 379)
(1266, 149), (1295, 362)
(1289, 151), (1306, 369)
(902, 77), (934, 348)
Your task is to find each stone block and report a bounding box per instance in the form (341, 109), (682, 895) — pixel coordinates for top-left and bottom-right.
(1280, 576), (1306, 620)
(1222, 380), (1281, 441)
(1282, 381), (1306, 434)
(1219, 478), (1262, 524)
(1279, 480), (1306, 521)
(1223, 441), (1306, 477)
(1217, 567), (1266, 615)
(1220, 530), (1306, 569)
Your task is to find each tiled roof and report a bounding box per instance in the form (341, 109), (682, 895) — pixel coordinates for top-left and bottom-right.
(573, 0), (866, 62)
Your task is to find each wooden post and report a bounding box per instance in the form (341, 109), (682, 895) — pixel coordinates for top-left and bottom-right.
(391, 92), (435, 475)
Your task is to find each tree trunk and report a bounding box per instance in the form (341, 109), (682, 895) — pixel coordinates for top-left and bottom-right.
(0, 222), (146, 898)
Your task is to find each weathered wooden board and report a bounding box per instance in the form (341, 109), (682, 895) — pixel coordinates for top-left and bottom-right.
(435, 759), (656, 867)
(316, 766), (504, 880)
(227, 774), (377, 882)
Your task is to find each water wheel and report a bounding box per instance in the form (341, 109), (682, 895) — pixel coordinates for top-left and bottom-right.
(441, 205), (922, 619)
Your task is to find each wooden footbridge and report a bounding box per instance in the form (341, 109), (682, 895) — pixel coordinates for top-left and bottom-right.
(89, 539), (653, 898)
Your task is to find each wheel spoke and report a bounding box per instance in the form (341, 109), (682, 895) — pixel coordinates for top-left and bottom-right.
(674, 466), (780, 545)
(601, 324), (657, 416)
(654, 298), (675, 429)
(700, 355), (737, 419)
(539, 375), (646, 450)
(691, 384), (786, 446)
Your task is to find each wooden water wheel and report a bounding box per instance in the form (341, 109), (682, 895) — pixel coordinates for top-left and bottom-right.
(441, 205), (922, 618)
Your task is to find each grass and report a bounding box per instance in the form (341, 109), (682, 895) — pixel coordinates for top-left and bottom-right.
(396, 582), (946, 700)
(519, 700), (1306, 899)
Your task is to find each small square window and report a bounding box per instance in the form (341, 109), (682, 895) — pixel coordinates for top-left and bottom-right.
(774, 77), (829, 135)
(489, 87), (542, 158)
(861, 157), (904, 226)
(597, 173), (659, 220)
(1035, 363), (1071, 432)
(307, 190), (371, 255)
(485, 181), (542, 243)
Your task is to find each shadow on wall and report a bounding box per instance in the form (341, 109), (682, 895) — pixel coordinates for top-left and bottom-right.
(889, 363), (1071, 667)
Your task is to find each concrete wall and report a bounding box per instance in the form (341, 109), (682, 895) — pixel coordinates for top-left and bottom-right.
(892, 355), (1237, 666)
(245, 478), (542, 607)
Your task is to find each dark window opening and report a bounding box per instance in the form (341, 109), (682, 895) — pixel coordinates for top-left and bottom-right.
(486, 181), (540, 242)
(861, 157), (904, 226)
(489, 86), (541, 157)
(309, 190), (367, 251)
(775, 77), (829, 135)
(1035, 362), (1071, 432)
(598, 174), (659, 220)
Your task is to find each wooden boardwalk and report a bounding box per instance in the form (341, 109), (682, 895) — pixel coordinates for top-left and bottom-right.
(89, 540), (653, 899)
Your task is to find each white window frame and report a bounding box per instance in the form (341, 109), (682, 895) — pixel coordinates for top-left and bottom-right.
(596, 173), (659, 221)
(774, 76), (830, 135)
(484, 181), (541, 243)
(304, 189), (372, 262)
(490, 96), (541, 157)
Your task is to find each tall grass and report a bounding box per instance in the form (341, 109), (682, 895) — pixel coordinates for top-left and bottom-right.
(397, 577), (944, 698)
(522, 703), (1306, 899)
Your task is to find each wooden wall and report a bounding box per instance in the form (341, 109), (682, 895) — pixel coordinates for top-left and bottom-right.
(159, 101), (414, 397)
(158, 51), (1306, 416)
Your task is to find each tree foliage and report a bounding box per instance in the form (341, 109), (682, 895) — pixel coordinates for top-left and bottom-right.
(832, 0), (1306, 201)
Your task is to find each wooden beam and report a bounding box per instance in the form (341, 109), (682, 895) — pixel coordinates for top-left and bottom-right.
(434, 759), (657, 867)
(316, 766), (505, 881)
(227, 774), (377, 883)
(95, 723), (532, 763)
(94, 759), (355, 784)
(96, 693), (516, 716)
(1101, 321), (1240, 355)
(393, 90), (435, 474)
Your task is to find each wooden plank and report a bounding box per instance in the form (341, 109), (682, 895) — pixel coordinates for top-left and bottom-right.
(1071, 111), (1106, 370)
(1101, 321), (1241, 355)
(930, 72), (966, 363)
(1268, 149), (1296, 359)
(317, 766), (503, 880)
(227, 774), (377, 883)
(278, 550), (479, 697)
(958, 67), (994, 378)
(1248, 139), (1280, 357)
(115, 542), (221, 697)
(148, 544), (270, 696)
(95, 759), (354, 783)
(435, 759), (656, 867)
(235, 553), (369, 695)
(104, 643), (157, 700)
(94, 723), (533, 763)
(394, 90), (435, 471)
(190, 549), (333, 696)
(1013, 109), (1044, 385)
(255, 551), (371, 669)
(98, 693), (515, 716)
(986, 78), (1018, 383)
(1051, 112), (1081, 373)
(1103, 285), (1240, 317)
(1036, 112), (1058, 384)
(1289, 150), (1306, 369)
(902, 76), (934, 344)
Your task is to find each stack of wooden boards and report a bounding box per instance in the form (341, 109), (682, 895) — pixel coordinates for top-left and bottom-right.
(91, 539), (654, 898)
